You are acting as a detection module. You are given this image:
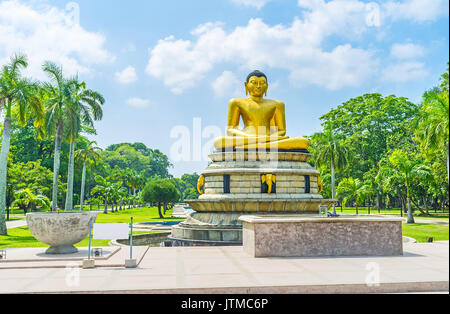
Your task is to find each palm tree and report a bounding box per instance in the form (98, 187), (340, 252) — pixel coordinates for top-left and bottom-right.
(118, 187), (129, 211)
(63, 78), (104, 211)
(336, 177), (369, 215)
(42, 62), (73, 212)
(0, 54), (44, 235)
(43, 63), (104, 212)
(377, 150), (432, 224)
(91, 176), (122, 214)
(312, 127), (351, 214)
(12, 189), (51, 214)
(75, 138), (102, 211)
(416, 89), (449, 182)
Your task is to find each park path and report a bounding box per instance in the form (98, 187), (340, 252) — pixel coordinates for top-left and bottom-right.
(6, 219), (27, 229)
(412, 218), (449, 226)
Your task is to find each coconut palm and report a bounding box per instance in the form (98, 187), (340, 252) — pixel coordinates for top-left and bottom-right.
(91, 176), (122, 214)
(42, 61), (73, 212)
(118, 187), (129, 211)
(43, 63), (104, 212)
(336, 177), (370, 215)
(377, 150), (432, 224)
(416, 89), (449, 182)
(312, 127), (351, 214)
(75, 138), (102, 211)
(12, 188), (51, 214)
(0, 54), (44, 234)
(63, 78), (104, 211)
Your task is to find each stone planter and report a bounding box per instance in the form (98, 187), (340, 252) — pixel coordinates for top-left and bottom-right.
(26, 212), (97, 254)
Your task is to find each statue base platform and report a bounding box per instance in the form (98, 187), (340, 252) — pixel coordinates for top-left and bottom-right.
(171, 150), (337, 246)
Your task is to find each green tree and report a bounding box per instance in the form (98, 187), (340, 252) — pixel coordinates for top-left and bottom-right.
(91, 176), (122, 214)
(0, 54), (44, 234)
(75, 138), (102, 211)
(416, 87), (449, 183)
(63, 78), (104, 211)
(12, 188), (50, 214)
(42, 61), (74, 212)
(377, 150), (432, 223)
(320, 94), (418, 180)
(103, 143), (172, 178)
(141, 179), (179, 218)
(181, 173), (200, 188)
(336, 177), (370, 215)
(312, 127), (350, 214)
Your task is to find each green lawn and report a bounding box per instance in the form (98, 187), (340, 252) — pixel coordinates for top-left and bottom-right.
(0, 206), (183, 249)
(334, 207), (449, 219)
(95, 206), (185, 224)
(402, 223), (449, 243)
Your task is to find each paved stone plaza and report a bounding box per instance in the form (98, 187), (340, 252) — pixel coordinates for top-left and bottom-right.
(0, 241), (448, 294)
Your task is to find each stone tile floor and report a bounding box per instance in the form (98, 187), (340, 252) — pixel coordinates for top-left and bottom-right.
(0, 242), (448, 294)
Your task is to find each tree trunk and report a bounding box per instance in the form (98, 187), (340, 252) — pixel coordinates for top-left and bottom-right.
(446, 141), (449, 185)
(79, 159), (87, 211)
(0, 115), (12, 235)
(407, 197), (415, 223)
(51, 121), (63, 212)
(407, 184), (415, 224)
(104, 198), (108, 214)
(65, 141), (75, 211)
(158, 203), (164, 219)
(331, 159), (336, 215)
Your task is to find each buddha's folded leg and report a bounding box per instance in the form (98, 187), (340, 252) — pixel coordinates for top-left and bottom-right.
(214, 136), (289, 150)
(236, 137), (309, 150)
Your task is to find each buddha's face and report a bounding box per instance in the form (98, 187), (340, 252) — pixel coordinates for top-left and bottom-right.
(245, 76), (268, 98)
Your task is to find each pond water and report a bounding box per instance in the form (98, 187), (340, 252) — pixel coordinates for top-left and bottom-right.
(140, 221), (182, 226)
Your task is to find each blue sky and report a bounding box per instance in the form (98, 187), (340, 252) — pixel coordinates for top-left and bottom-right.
(0, 0), (449, 177)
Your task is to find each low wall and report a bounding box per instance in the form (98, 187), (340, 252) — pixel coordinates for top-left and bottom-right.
(240, 215), (404, 257)
(113, 232), (171, 247)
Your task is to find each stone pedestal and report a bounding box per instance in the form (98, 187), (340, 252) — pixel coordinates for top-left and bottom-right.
(240, 215), (404, 257)
(170, 150), (336, 246)
(82, 259), (95, 269)
(125, 259), (137, 268)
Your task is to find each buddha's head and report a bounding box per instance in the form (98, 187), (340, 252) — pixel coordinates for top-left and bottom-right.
(245, 70), (268, 98)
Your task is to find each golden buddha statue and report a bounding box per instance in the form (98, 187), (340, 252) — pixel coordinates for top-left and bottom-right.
(214, 70), (309, 151)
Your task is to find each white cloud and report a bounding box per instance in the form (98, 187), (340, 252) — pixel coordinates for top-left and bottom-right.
(211, 71), (242, 98)
(146, 0), (445, 94)
(289, 44), (376, 90)
(115, 66), (138, 84)
(382, 62), (428, 82)
(383, 0), (449, 23)
(126, 97), (150, 109)
(0, 0), (114, 80)
(390, 43), (426, 59)
(146, 8), (377, 93)
(231, 0), (272, 10)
